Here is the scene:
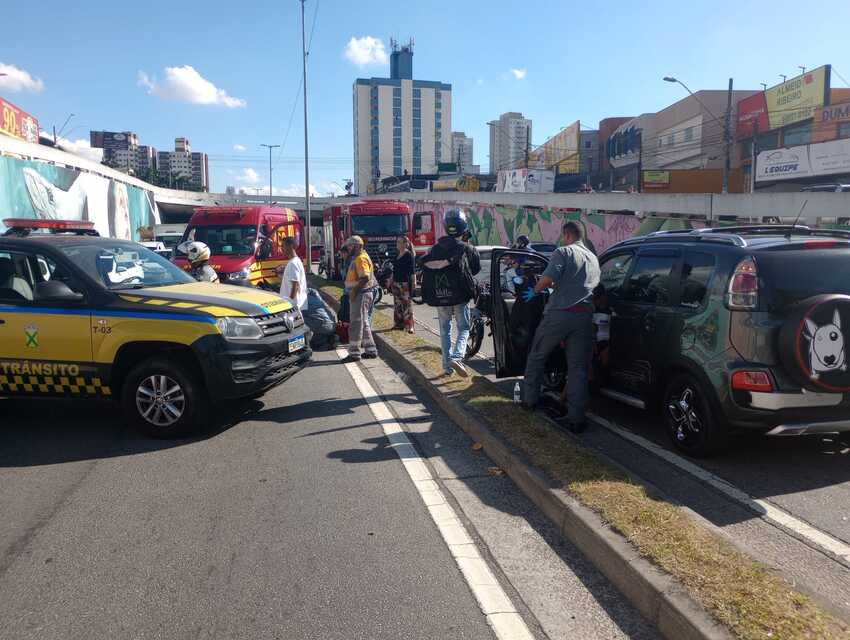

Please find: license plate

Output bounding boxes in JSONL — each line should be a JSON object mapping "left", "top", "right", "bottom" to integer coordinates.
{"left": 288, "top": 335, "right": 305, "bottom": 353}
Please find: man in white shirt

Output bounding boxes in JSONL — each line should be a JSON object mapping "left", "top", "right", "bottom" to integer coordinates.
{"left": 279, "top": 237, "right": 308, "bottom": 311}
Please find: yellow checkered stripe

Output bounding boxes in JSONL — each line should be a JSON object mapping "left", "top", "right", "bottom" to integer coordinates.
{"left": 0, "top": 374, "right": 111, "bottom": 396}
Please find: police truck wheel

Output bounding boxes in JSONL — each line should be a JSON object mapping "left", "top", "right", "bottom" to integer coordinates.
{"left": 122, "top": 357, "right": 208, "bottom": 438}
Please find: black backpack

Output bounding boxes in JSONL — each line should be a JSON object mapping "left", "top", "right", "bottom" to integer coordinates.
{"left": 421, "top": 245, "right": 476, "bottom": 307}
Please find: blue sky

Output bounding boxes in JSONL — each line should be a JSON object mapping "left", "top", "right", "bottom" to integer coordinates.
{"left": 2, "top": 0, "right": 849, "bottom": 194}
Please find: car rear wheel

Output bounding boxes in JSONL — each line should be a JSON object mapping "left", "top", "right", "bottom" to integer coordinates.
{"left": 663, "top": 373, "right": 727, "bottom": 457}
{"left": 122, "top": 357, "right": 208, "bottom": 438}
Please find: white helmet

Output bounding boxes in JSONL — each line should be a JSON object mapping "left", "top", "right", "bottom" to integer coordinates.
{"left": 183, "top": 241, "right": 211, "bottom": 266}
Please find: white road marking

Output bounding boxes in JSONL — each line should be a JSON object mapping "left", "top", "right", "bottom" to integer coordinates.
{"left": 388, "top": 301, "right": 850, "bottom": 564}
{"left": 338, "top": 349, "right": 534, "bottom": 640}
{"left": 588, "top": 411, "right": 850, "bottom": 563}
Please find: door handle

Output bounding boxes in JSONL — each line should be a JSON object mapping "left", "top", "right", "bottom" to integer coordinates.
{"left": 0, "top": 318, "right": 5, "bottom": 325}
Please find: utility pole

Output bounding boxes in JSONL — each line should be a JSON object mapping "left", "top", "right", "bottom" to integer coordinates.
{"left": 525, "top": 123, "right": 531, "bottom": 169}
{"left": 723, "top": 77, "right": 733, "bottom": 194}
{"left": 260, "top": 143, "right": 280, "bottom": 202}
{"left": 750, "top": 120, "right": 759, "bottom": 193}
{"left": 301, "top": 0, "right": 312, "bottom": 269}
{"left": 637, "top": 131, "right": 643, "bottom": 193}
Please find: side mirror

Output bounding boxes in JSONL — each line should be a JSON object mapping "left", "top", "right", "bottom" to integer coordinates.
{"left": 257, "top": 239, "right": 273, "bottom": 260}
{"left": 35, "top": 280, "right": 84, "bottom": 303}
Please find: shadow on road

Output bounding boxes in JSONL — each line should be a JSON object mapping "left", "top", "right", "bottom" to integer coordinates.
{"left": 0, "top": 396, "right": 257, "bottom": 468}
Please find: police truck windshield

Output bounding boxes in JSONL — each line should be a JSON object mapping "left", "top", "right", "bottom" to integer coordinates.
{"left": 351, "top": 215, "right": 409, "bottom": 236}
{"left": 180, "top": 225, "right": 259, "bottom": 256}
{"left": 60, "top": 242, "right": 194, "bottom": 289}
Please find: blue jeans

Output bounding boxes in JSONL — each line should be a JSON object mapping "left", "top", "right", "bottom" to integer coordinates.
{"left": 437, "top": 303, "right": 471, "bottom": 373}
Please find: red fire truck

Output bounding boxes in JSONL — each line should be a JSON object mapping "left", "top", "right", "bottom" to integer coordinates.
{"left": 173, "top": 205, "right": 304, "bottom": 289}
{"left": 321, "top": 200, "right": 435, "bottom": 279}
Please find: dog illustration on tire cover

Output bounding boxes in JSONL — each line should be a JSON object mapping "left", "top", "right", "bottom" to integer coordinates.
{"left": 804, "top": 310, "right": 847, "bottom": 379}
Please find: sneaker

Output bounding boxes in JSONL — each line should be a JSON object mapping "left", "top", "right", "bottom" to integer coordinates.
{"left": 450, "top": 360, "right": 470, "bottom": 378}
{"left": 363, "top": 353, "right": 378, "bottom": 360}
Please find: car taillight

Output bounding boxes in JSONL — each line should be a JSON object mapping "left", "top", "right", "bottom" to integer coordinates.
{"left": 731, "top": 370, "right": 774, "bottom": 393}
{"left": 726, "top": 256, "right": 758, "bottom": 310}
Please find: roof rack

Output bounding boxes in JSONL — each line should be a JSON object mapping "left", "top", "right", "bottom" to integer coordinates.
{"left": 2, "top": 218, "right": 100, "bottom": 237}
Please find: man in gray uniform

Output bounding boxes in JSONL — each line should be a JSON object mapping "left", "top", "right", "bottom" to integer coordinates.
{"left": 521, "top": 221, "right": 600, "bottom": 432}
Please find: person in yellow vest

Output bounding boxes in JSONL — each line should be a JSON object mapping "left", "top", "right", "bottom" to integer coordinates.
{"left": 341, "top": 236, "right": 378, "bottom": 363}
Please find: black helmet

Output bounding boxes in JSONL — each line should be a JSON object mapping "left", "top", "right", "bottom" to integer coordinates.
{"left": 443, "top": 208, "right": 469, "bottom": 238}
{"left": 514, "top": 235, "right": 530, "bottom": 249}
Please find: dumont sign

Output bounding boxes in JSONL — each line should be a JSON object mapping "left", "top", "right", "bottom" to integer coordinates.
{"left": 757, "top": 138, "right": 850, "bottom": 182}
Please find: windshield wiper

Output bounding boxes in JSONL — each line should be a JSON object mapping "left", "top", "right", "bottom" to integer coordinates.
{"left": 107, "top": 283, "right": 148, "bottom": 290}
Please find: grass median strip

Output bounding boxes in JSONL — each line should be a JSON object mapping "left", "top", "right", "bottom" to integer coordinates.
{"left": 312, "top": 277, "right": 849, "bottom": 640}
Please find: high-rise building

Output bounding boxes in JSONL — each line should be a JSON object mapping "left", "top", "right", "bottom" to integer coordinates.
{"left": 157, "top": 137, "right": 209, "bottom": 191}
{"left": 353, "top": 39, "right": 452, "bottom": 194}
{"left": 90, "top": 131, "right": 158, "bottom": 178}
{"left": 488, "top": 112, "right": 531, "bottom": 173}
{"left": 451, "top": 132, "right": 474, "bottom": 173}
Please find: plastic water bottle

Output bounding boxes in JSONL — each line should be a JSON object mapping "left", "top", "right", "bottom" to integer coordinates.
{"left": 513, "top": 382, "right": 522, "bottom": 404}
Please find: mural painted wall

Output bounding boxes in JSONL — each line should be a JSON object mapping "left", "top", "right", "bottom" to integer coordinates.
{"left": 409, "top": 201, "right": 703, "bottom": 255}
{"left": 0, "top": 155, "right": 159, "bottom": 239}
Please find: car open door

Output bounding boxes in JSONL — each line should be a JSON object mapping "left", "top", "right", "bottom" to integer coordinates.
{"left": 490, "top": 249, "right": 550, "bottom": 377}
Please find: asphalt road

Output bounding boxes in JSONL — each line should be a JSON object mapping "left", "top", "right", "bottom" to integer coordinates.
{"left": 0, "top": 350, "right": 658, "bottom": 640}
{"left": 396, "top": 296, "right": 850, "bottom": 616}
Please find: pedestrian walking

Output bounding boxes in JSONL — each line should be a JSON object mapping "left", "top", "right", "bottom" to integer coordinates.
{"left": 341, "top": 236, "right": 378, "bottom": 363}
{"left": 521, "top": 221, "right": 600, "bottom": 432}
{"left": 277, "top": 237, "right": 307, "bottom": 311}
{"left": 420, "top": 209, "right": 480, "bottom": 377}
{"left": 391, "top": 236, "right": 416, "bottom": 333}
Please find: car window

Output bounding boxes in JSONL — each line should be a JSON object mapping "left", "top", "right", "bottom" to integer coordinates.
{"left": 624, "top": 254, "right": 677, "bottom": 304}
{"left": 59, "top": 242, "right": 194, "bottom": 290}
{"left": 599, "top": 253, "right": 633, "bottom": 295}
{"left": 679, "top": 252, "right": 715, "bottom": 308}
{"left": 0, "top": 250, "right": 84, "bottom": 304}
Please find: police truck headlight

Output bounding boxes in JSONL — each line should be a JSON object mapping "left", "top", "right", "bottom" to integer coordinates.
{"left": 216, "top": 317, "right": 264, "bottom": 340}
{"left": 228, "top": 267, "right": 251, "bottom": 281}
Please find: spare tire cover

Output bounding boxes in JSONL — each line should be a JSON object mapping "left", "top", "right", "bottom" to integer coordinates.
{"left": 779, "top": 294, "right": 850, "bottom": 392}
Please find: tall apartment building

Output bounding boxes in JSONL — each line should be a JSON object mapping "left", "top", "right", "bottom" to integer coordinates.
{"left": 488, "top": 112, "right": 532, "bottom": 173}
{"left": 353, "top": 40, "right": 452, "bottom": 194}
{"left": 157, "top": 137, "right": 209, "bottom": 191}
{"left": 451, "top": 132, "right": 475, "bottom": 172}
{"left": 90, "top": 131, "right": 158, "bottom": 178}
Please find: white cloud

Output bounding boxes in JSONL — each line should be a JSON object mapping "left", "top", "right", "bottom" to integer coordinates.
{"left": 40, "top": 131, "right": 103, "bottom": 162}
{"left": 343, "top": 36, "right": 388, "bottom": 67}
{"left": 233, "top": 143, "right": 246, "bottom": 151}
{"left": 510, "top": 68, "right": 527, "bottom": 80}
{"left": 238, "top": 168, "right": 261, "bottom": 184}
{"left": 0, "top": 62, "right": 45, "bottom": 93}
{"left": 137, "top": 66, "right": 246, "bottom": 108}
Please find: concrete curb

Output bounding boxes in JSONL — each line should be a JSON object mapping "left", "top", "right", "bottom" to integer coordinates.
{"left": 317, "top": 286, "right": 731, "bottom": 640}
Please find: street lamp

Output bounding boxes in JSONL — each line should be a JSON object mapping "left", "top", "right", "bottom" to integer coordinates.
{"left": 663, "top": 75, "right": 733, "bottom": 193}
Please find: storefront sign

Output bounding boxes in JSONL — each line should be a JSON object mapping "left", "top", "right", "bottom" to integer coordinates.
{"left": 736, "top": 92, "right": 769, "bottom": 139}
{"left": 0, "top": 97, "right": 39, "bottom": 144}
{"left": 810, "top": 138, "right": 850, "bottom": 176}
{"left": 756, "top": 138, "right": 850, "bottom": 182}
{"left": 765, "top": 65, "right": 830, "bottom": 130}
{"left": 819, "top": 101, "right": 850, "bottom": 125}
{"left": 756, "top": 145, "right": 811, "bottom": 182}
{"left": 642, "top": 170, "right": 671, "bottom": 188}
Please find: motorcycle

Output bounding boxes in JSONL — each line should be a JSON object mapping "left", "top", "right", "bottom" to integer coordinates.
{"left": 464, "top": 282, "right": 491, "bottom": 361}
{"left": 373, "top": 254, "right": 394, "bottom": 307}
